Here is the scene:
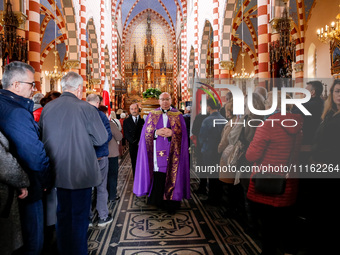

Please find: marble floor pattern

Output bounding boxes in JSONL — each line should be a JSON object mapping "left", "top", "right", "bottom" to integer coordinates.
{"left": 87, "top": 154, "right": 261, "bottom": 255}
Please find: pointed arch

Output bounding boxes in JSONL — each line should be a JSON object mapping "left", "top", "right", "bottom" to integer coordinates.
{"left": 104, "top": 46, "right": 111, "bottom": 84}
{"left": 87, "top": 18, "right": 100, "bottom": 80}
{"left": 199, "top": 20, "right": 213, "bottom": 79}
{"left": 188, "top": 46, "right": 195, "bottom": 85}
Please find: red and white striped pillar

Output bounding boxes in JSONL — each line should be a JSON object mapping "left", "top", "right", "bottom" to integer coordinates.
{"left": 79, "top": 0, "right": 86, "bottom": 100}
{"left": 173, "top": 46, "right": 178, "bottom": 106}
{"left": 213, "top": 0, "right": 220, "bottom": 79}
{"left": 295, "top": 0, "right": 305, "bottom": 87}
{"left": 100, "top": 0, "right": 105, "bottom": 95}
{"left": 111, "top": 0, "right": 118, "bottom": 110}
{"left": 122, "top": 46, "right": 125, "bottom": 84}
{"left": 181, "top": 2, "right": 188, "bottom": 102}
{"left": 257, "top": 0, "right": 270, "bottom": 81}
{"left": 28, "top": 0, "right": 41, "bottom": 91}
{"left": 194, "top": 0, "right": 199, "bottom": 73}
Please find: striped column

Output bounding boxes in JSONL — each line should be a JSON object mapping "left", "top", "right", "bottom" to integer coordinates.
{"left": 295, "top": 0, "right": 305, "bottom": 87}
{"left": 181, "top": 1, "right": 188, "bottom": 102}
{"left": 257, "top": 0, "right": 270, "bottom": 80}
{"left": 173, "top": 46, "right": 178, "bottom": 106}
{"left": 111, "top": 0, "right": 118, "bottom": 110}
{"left": 79, "top": 0, "right": 87, "bottom": 100}
{"left": 213, "top": 0, "right": 220, "bottom": 79}
{"left": 100, "top": 0, "right": 105, "bottom": 95}
{"left": 194, "top": 0, "right": 199, "bottom": 73}
{"left": 220, "top": 0, "right": 237, "bottom": 79}
{"left": 122, "top": 45, "right": 125, "bottom": 83}
{"left": 28, "top": 0, "right": 41, "bottom": 91}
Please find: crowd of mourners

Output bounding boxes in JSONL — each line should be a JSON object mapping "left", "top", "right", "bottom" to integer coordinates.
{"left": 1, "top": 61, "right": 339, "bottom": 255}
{"left": 0, "top": 62, "right": 130, "bottom": 255}
{"left": 192, "top": 80, "right": 340, "bottom": 255}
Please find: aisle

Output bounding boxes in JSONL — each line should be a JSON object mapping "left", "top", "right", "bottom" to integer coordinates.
{"left": 87, "top": 154, "right": 261, "bottom": 255}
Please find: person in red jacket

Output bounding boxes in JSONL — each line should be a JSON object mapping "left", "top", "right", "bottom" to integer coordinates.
{"left": 245, "top": 91, "right": 303, "bottom": 255}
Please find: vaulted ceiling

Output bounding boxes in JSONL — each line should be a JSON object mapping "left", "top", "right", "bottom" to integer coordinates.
{"left": 118, "top": 0, "right": 182, "bottom": 32}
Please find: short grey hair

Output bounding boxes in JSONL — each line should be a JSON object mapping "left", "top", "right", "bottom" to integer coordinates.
{"left": 86, "top": 93, "right": 99, "bottom": 103}
{"left": 61, "top": 72, "right": 83, "bottom": 91}
{"left": 2, "top": 61, "right": 35, "bottom": 89}
{"left": 33, "top": 93, "right": 44, "bottom": 104}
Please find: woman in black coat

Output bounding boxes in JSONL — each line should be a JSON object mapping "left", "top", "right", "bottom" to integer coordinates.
{"left": 308, "top": 79, "right": 340, "bottom": 255}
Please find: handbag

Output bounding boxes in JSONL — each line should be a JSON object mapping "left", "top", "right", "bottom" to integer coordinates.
{"left": 253, "top": 135, "right": 297, "bottom": 195}
{"left": 253, "top": 173, "right": 287, "bottom": 195}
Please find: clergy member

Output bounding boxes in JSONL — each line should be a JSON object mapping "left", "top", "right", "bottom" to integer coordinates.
{"left": 133, "top": 92, "right": 190, "bottom": 214}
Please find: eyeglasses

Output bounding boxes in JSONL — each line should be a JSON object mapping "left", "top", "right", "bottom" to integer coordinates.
{"left": 159, "top": 98, "right": 171, "bottom": 101}
{"left": 18, "top": 81, "right": 36, "bottom": 88}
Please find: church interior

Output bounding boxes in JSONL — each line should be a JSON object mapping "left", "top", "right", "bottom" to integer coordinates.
{"left": 1, "top": 0, "right": 339, "bottom": 254}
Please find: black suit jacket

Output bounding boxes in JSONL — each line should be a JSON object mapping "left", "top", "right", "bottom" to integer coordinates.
{"left": 123, "top": 115, "right": 145, "bottom": 145}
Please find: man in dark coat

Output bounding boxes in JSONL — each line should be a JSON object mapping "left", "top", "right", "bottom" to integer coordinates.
{"left": 0, "top": 61, "right": 50, "bottom": 255}
{"left": 199, "top": 97, "right": 226, "bottom": 205}
{"left": 293, "top": 80, "right": 324, "bottom": 145}
{"left": 39, "top": 72, "right": 107, "bottom": 255}
{"left": 123, "top": 103, "right": 145, "bottom": 177}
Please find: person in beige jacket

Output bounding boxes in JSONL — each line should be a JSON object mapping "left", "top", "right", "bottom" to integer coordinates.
{"left": 98, "top": 106, "right": 123, "bottom": 202}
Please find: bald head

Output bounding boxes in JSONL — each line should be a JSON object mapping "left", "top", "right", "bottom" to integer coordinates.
{"left": 159, "top": 92, "right": 171, "bottom": 110}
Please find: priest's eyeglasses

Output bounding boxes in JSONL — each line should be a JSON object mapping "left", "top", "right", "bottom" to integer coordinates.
{"left": 160, "top": 98, "right": 171, "bottom": 101}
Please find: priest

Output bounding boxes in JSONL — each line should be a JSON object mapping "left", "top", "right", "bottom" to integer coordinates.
{"left": 133, "top": 92, "right": 190, "bottom": 213}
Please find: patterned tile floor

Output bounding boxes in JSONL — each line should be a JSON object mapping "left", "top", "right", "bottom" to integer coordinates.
{"left": 87, "top": 154, "right": 261, "bottom": 255}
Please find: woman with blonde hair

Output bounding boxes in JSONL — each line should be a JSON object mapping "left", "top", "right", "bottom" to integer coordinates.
{"left": 308, "top": 79, "right": 340, "bottom": 255}
{"left": 313, "top": 79, "right": 340, "bottom": 164}
{"left": 110, "top": 111, "right": 122, "bottom": 131}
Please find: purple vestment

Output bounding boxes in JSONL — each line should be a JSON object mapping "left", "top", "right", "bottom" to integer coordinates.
{"left": 133, "top": 108, "right": 190, "bottom": 201}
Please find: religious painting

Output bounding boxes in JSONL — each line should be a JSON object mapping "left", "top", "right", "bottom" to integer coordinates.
{"left": 331, "top": 39, "right": 340, "bottom": 75}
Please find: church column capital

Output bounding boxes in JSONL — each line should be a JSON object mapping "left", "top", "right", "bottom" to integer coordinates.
{"left": 63, "top": 60, "right": 80, "bottom": 71}
{"left": 90, "top": 78, "right": 101, "bottom": 86}
{"left": 220, "top": 61, "right": 234, "bottom": 70}
{"left": 294, "top": 63, "right": 304, "bottom": 73}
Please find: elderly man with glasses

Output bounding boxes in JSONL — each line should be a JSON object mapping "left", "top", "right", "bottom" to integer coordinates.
{"left": 0, "top": 61, "right": 50, "bottom": 254}
{"left": 133, "top": 92, "right": 190, "bottom": 214}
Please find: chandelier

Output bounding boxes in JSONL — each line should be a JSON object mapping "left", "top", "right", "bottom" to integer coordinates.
{"left": 317, "top": 9, "right": 340, "bottom": 43}
{"left": 0, "top": 0, "right": 27, "bottom": 64}
{"left": 233, "top": 1, "right": 254, "bottom": 79}
{"left": 44, "top": 2, "right": 65, "bottom": 80}
{"left": 45, "top": 51, "right": 65, "bottom": 80}
{"left": 269, "top": 0, "right": 296, "bottom": 64}
{"left": 232, "top": 52, "right": 254, "bottom": 78}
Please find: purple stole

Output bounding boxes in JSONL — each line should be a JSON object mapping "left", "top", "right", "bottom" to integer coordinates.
{"left": 155, "top": 118, "right": 170, "bottom": 173}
